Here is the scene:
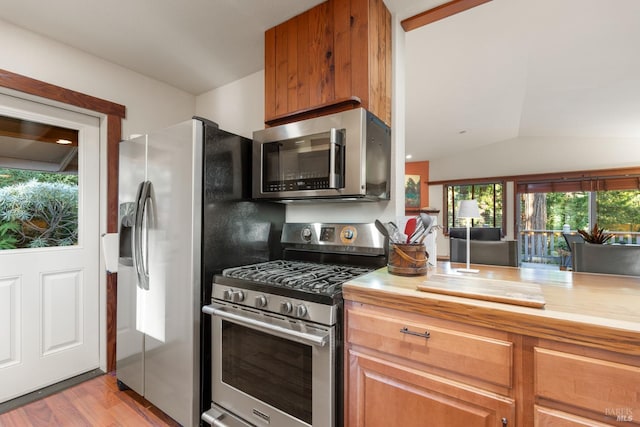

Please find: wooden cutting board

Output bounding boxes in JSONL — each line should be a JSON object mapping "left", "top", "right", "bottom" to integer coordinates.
{"left": 416, "top": 273, "right": 546, "bottom": 308}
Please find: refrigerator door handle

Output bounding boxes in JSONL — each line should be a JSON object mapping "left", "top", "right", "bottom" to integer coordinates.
{"left": 133, "top": 181, "right": 153, "bottom": 290}
{"left": 131, "top": 182, "right": 144, "bottom": 289}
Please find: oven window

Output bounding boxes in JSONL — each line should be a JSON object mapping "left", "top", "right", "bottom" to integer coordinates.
{"left": 222, "top": 321, "right": 313, "bottom": 424}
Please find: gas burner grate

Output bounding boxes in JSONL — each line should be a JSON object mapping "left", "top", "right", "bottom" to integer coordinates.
{"left": 222, "top": 260, "right": 373, "bottom": 295}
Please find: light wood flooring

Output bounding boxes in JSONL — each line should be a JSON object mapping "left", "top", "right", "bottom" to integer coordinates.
{"left": 0, "top": 373, "right": 179, "bottom": 427}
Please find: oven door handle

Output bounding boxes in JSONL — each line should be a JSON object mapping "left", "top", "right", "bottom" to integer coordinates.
{"left": 202, "top": 304, "right": 329, "bottom": 347}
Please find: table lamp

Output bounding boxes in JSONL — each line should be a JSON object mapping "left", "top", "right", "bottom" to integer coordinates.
{"left": 457, "top": 199, "right": 481, "bottom": 273}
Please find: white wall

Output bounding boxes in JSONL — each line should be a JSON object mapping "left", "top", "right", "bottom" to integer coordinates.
{"left": 195, "top": 71, "right": 264, "bottom": 139}
{"left": 0, "top": 19, "right": 196, "bottom": 137}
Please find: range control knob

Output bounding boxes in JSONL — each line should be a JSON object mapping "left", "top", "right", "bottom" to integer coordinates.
{"left": 340, "top": 226, "right": 357, "bottom": 244}
{"left": 222, "top": 289, "right": 233, "bottom": 301}
{"left": 301, "top": 227, "right": 313, "bottom": 242}
{"left": 295, "top": 304, "right": 308, "bottom": 318}
{"left": 255, "top": 295, "right": 267, "bottom": 308}
{"left": 231, "top": 290, "right": 245, "bottom": 303}
{"left": 281, "top": 301, "right": 293, "bottom": 314}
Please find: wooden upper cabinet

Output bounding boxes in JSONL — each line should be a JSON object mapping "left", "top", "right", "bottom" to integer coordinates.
{"left": 264, "top": 0, "right": 391, "bottom": 127}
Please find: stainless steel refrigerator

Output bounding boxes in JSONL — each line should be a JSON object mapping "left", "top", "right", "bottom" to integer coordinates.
{"left": 116, "top": 117, "right": 285, "bottom": 426}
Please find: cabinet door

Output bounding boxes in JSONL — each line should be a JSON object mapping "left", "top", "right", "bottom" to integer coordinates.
{"left": 265, "top": 2, "right": 334, "bottom": 122}
{"left": 264, "top": 0, "right": 391, "bottom": 127}
{"left": 346, "top": 349, "right": 514, "bottom": 427}
{"left": 535, "top": 347, "right": 640, "bottom": 425}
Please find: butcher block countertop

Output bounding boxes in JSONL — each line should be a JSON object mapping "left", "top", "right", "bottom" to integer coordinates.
{"left": 343, "top": 262, "right": 640, "bottom": 355}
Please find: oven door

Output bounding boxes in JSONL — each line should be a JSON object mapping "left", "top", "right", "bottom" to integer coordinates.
{"left": 202, "top": 301, "right": 335, "bottom": 427}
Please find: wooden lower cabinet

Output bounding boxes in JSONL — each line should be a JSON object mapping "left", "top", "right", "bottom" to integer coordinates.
{"left": 344, "top": 300, "right": 640, "bottom": 426}
{"left": 534, "top": 341, "right": 640, "bottom": 426}
{"left": 344, "top": 301, "right": 515, "bottom": 426}
{"left": 347, "top": 349, "right": 514, "bottom": 427}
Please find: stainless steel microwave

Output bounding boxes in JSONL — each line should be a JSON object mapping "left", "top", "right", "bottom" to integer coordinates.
{"left": 252, "top": 108, "right": 391, "bottom": 201}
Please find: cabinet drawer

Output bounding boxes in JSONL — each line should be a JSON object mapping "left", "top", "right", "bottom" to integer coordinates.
{"left": 534, "top": 406, "right": 616, "bottom": 427}
{"left": 346, "top": 306, "right": 513, "bottom": 389}
{"left": 535, "top": 347, "right": 640, "bottom": 424}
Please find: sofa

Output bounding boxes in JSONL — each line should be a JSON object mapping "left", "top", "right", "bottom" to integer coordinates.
{"left": 572, "top": 242, "right": 640, "bottom": 276}
{"left": 448, "top": 227, "right": 502, "bottom": 241}
{"left": 449, "top": 238, "right": 519, "bottom": 267}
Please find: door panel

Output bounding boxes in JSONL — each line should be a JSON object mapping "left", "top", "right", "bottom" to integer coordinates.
{"left": 0, "top": 93, "right": 100, "bottom": 403}
{"left": 0, "top": 276, "right": 20, "bottom": 368}
{"left": 41, "top": 270, "right": 83, "bottom": 355}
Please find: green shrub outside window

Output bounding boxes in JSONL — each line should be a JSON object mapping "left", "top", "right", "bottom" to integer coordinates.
{"left": 0, "top": 168, "right": 78, "bottom": 250}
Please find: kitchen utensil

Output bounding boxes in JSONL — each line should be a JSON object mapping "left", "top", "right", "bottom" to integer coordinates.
{"left": 419, "top": 213, "right": 435, "bottom": 236}
{"left": 404, "top": 217, "right": 417, "bottom": 243}
{"left": 409, "top": 220, "right": 424, "bottom": 242}
{"left": 375, "top": 219, "right": 407, "bottom": 244}
{"left": 407, "top": 213, "right": 434, "bottom": 244}
{"left": 383, "top": 221, "right": 402, "bottom": 243}
{"left": 375, "top": 219, "right": 390, "bottom": 240}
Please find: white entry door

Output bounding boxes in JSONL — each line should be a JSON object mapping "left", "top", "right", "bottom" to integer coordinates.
{"left": 0, "top": 93, "right": 101, "bottom": 403}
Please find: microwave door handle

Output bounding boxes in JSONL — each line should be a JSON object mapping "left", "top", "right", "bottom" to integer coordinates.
{"left": 329, "top": 128, "right": 345, "bottom": 189}
{"left": 202, "top": 304, "right": 329, "bottom": 347}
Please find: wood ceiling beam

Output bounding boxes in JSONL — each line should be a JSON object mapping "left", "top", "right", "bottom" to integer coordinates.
{"left": 401, "top": 0, "right": 492, "bottom": 32}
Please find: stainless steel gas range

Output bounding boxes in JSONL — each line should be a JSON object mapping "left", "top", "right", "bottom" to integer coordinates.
{"left": 201, "top": 223, "right": 386, "bottom": 427}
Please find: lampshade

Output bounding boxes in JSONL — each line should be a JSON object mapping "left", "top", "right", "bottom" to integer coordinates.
{"left": 458, "top": 199, "right": 480, "bottom": 219}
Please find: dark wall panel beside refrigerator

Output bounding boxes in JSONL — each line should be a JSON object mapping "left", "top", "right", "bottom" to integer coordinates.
{"left": 199, "top": 122, "right": 285, "bottom": 422}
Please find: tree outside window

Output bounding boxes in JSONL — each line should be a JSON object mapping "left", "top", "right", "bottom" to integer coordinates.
{"left": 520, "top": 190, "right": 640, "bottom": 235}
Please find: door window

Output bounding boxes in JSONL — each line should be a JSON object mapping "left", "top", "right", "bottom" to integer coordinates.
{"left": 0, "top": 115, "right": 78, "bottom": 250}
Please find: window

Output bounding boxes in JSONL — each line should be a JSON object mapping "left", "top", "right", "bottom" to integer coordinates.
{"left": 596, "top": 190, "right": 640, "bottom": 235}
{"left": 517, "top": 174, "right": 640, "bottom": 266}
{"left": 445, "top": 182, "right": 504, "bottom": 232}
{"left": 517, "top": 175, "right": 640, "bottom": 235}
{"left": 521, "top": 191, "right": 589, "bottom": 232}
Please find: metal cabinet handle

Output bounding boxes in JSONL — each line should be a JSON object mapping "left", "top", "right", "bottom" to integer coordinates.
{"left": 400, "top": 327, "right": 430, "bottom": 339}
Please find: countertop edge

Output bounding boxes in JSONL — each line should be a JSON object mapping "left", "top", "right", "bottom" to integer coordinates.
{"left": 343, "top": 281, "right": 640, "bottom": 356}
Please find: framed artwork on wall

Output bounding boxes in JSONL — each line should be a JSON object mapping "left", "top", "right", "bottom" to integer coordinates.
{"left": 405, "top": 174, "right": 421, "bottom": 209}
